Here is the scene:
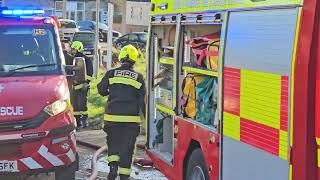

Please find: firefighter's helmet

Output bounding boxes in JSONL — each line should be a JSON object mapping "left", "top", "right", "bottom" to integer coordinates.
{"left": 71, "top": 41, "right": 84, "bottom": 52}
{"left": 119, "top": 44, "right": 139, "bottom": 63}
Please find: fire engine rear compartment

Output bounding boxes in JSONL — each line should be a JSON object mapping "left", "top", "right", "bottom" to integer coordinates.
{"left": 148, "top": 20, "right": 222, "bottom": 163}
{"left": 148, "top": 24, "right": 176, "bottom": 163}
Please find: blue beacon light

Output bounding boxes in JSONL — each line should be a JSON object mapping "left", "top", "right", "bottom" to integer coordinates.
{"left": 1, "top": 9, "right": 45, "bottom": 16}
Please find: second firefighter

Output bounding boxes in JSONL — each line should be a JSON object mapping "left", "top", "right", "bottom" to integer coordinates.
{"left": 70, "top": 41, "right": 94, "bottom": 128}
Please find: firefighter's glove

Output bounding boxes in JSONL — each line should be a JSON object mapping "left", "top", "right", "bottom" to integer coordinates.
{"left": 82, "top": 83, "right": 90, "bottom": 92}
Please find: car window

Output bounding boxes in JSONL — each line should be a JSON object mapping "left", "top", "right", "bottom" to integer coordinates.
{"left": 73, "top": 33, "right": 95, "bottom": 43}
{"left": 129, "top": 34, "right": 139, "bottom": 41}
{"left": 77, "top": 21, "right": 94, "bottom": 31}
{"left": 113, "top": 32, "right": 120, "bottom": 37}
{"left": 99, "top": 23, "right": 108, "bottom": 31}
{"left": 60, "top": 21, "right": 77, "bottom": 28}
{"left": 138, "top": 34, "right": 147, "bottom": 42}
{"left": 92, "top": 22, "right": 108, "bottom": 31}
{"left": 120, "top": 35, "right": 129, "bottom": 40}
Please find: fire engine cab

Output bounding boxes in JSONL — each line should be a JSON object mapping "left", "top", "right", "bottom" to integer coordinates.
{"left": 146, "top": 0, "right": 320, "bottom": 179}
{"left": 0, "top": 8, "right": 82, "bottom": 179}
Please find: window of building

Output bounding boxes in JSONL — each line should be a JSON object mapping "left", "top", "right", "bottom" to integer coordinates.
{"left": 77, "top": 11, "right": 84, "bottom": 21}
{"left": 91, "top": 10, "right": 103, "bottom": 22}
{"left": 76, "top": 2, "right": 85, "bottom": 20}
{"left": 92, "top": 11, "right": 96, "bottom": 21}
{"left": 55, "top": 1, "right": 85, "bottom": 21}
{"left": 77, "top": 2, "right": 85, "bottom": 11}
{"left": 55, "top": 1, "right": 63, "bottom": 11}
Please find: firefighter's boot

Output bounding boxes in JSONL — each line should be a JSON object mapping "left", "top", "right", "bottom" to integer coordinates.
{"left": 81, "top": 115, "right": 89, "bottom": 128}
{"left": 75, "top": 116, "right": 82, "bottom": 130}
{"left": 107, "top": 162, "right": 118, "bottom": 180}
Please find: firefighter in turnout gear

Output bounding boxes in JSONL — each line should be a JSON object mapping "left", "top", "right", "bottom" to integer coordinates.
{"left": 70, "top": 41, "right": 94, "bottom": 128}
{"left": 97, "top": 45, "right": 145, "bottom": 180}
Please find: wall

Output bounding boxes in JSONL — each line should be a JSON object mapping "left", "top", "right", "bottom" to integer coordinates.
{"left": 126, "top": 1, "right": 151, "bottom": 26}
{"left": 126, "top": 25, "right": 148, "bottom": 33}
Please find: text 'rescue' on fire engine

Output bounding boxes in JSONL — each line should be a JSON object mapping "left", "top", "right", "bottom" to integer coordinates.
{"left": 146, "top": 0, "right": 320, "bottom": 180}
{"left": 0, "top": 7, "right": 87, "bottom": 180}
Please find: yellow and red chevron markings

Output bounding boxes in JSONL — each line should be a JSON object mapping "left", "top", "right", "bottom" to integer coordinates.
{"left": 223, "top": 67, "right": 289, "bottom": 160}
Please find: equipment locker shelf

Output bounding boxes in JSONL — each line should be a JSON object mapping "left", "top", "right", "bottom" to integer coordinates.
{"left": 159, "top": 57, "right": 174, "bottom": 65}
{"left": 182, "top": 66, "right": 218, "bottom": 77}
{"left": 156, "top": 104, "right": 175, "bottom": 116}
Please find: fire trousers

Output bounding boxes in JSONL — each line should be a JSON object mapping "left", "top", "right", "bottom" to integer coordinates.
{"left": 72, "top": 87, "right": 89, "bottom": 127}
{"left": 104, "top": 122, "right": 140, "bottom": 178}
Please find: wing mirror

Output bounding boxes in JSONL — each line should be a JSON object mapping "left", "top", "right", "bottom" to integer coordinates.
{"left": 73, "top": 57, "right": 87, "bottom": 83}
{"left": 64, "top": 57, "right": 87, "bottom": 82}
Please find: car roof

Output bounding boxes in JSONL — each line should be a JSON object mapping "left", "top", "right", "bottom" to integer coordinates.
{"left": 131, "top": 32, "right": 147, "bottom": 34}
{"left": 59, "top": 19, "right": 76, "bottom": 22}
{"left": 75, "top": 31, "right": 94, "bottom": 34}
{"left": 77, "top": 20, "right": 93, "bottom": 23}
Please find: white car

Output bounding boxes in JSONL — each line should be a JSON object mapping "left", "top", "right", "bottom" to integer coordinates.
{"left": 58, "top": 19, "right": 79, "bottom": 42}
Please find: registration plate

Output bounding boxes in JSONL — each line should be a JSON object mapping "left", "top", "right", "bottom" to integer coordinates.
{"left": 0, "top": 161, "right": 18, "bottom": 172}
{"left": 83, "top": 51, "right": 92, "bottom": 55}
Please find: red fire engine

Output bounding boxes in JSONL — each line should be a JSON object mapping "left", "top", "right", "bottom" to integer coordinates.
{"left": 0, "top": 8, "right": 82, "bottom": 179}
{"left": 146, "top": 0, "right": 320, "bottom": 179}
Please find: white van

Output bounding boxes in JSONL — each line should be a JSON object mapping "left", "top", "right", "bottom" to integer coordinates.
{"left": 58, "top": 19, "right": 79, "bottom": 42}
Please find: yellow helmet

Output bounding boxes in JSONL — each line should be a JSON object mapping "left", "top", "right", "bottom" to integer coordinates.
{"left": 119, "top": 44, "right": 139, "bottom": 63}
{"left": 71, "top": 41, "right": 84, "bottom": 52}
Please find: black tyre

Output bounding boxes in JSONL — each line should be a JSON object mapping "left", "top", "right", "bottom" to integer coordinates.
{"left": 55, "top": 163, "right": 76, "bottom": 180}
{"left": 186, "top": 149, "right": 209, "bottom": 180}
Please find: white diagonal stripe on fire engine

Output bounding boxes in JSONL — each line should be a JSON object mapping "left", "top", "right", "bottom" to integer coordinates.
{"left": 38, "top": 145, "right": 64, "bottom": 166}
{"left": 66, "top": 149, "right": 76, "bottom": 162}
{"left": 0, "top": 134, "right": 22, "bottom": 140}
{"left": 20, "top": 157, "right": 43, "bottom": 169}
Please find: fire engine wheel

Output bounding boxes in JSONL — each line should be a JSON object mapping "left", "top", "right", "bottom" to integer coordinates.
{"left": 186, "top": 149, "right": 209, "bottom": 180}
{"left": 55, "top": 163, "right": 76, "bottom": 180}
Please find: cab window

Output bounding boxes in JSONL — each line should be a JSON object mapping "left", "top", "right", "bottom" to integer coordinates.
{"left": 0, "top": 26, "right": 60, "bottom": 76}
{"left": 129, "top": 34, "right": 139, "bottom": 41}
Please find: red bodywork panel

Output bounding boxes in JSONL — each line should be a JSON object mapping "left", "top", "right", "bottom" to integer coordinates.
{"left": 0, "top": 17, "right": 52, "bottom": 26}
{"left": 0, "top": 112, "right": 76, "bottom": 173}
{"left": 0, "top": 76, "right": 65, "bottom": 121}
{"left": 147, "top": 117, "right": 219, "bottom": 180}
{"left": 314, "top": 0, "right": 320, "bottom": 178}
